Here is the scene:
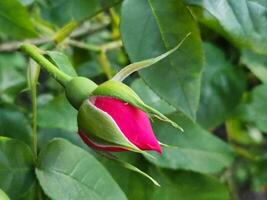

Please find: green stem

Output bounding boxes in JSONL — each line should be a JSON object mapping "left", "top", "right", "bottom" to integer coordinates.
{"left": 68, "top": 39, "right": 101, "bottom": 52}
{"left": 53, "top": 21, "right": 78, "bottom": 44}
{"left": 21, "top": 44, "right": 72, "bottom": 86}
{"left": 28, "top": 61, "right": 40, "bottom": 160}
{"left": 97, "top": 50, "right": 113, "bottom": 79}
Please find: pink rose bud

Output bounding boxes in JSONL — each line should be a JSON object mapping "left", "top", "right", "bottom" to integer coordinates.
{"left": 79, "top": 96, "right": 162, "bottom": 153}
{"left": 77, "top": 80, "right": 183, "bottom": 154}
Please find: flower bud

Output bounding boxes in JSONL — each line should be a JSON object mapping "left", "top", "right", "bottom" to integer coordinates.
{"left": 92, "top": 80, "right": 183, "bottom": 130}
{"left": 77, "top": 80, "right": 183, "bottom": 154}
{"left": 78, "top": 96, "right": 162, "bottom": 153}
{"left": 64, "top": 77, "right": 97, "bottom": 109}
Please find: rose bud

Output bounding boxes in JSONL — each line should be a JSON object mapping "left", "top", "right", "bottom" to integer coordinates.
{"left": 77, "top": 80, "right": 183, "bottom": 154}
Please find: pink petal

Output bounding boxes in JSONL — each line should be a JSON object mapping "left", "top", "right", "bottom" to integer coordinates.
{"left": 79, "top": 131, "right": 127, "bottom": 152}
{"left": 89, "top": 96, "right": 162, "bottom": 153}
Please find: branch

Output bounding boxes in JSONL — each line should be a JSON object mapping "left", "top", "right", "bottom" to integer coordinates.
{"left": 0, "top": 21, "right": 110, "bottom": 52}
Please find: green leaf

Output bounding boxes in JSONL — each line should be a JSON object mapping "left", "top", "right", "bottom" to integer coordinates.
{"left": 241, "top": 50, "right": 267, "bottom": 83}
{"left": 238, "top": 84, "right": 267, "bottom": 132}
{"left": 113, "top": 33, "right": 191, "bottom": 81}
{"left": 121, "top": 0, "right": 204, "bottom": 119}
{"left": 131, "top": 79, "right": 175, "bottom": 115}
{"left": 0, "top": 0, "right": 36, "bottom": 39}
{"left": 148, "top": 112, "right": 234, "bottom": 173}
{"left": 102, "top": 152, "right": 230, "bottom": 200}
{"left": 46, "top": 51, "right": 78, "bottom": 77}
{"left": 0, "top": 53, "right": 27, "bottom": 103}
{"left": 0, "top": 108, "right": 32, "bottom": 147}
{"left": 149, "top": 169, "right": 230, "bottom": 200}
{"left": 36, "top": 138, "right": 127, "bottom": 200}
{"left": 37, "top": 128, "right": 86, "bottom": 151}
{"left": 251, "top": 159, "right": 267, "bottom": 189}
{"left": 0, "top": 137, "right": 35, "bottom": 199}
{"left": 186, "top": 0, "right": 267, "bottom": 54}
{"left": 196, "top": 43, "right": 246, "bottom": 129}
{"left": 39, "top": 0, "right": 119, "bottom": 26}
{"left": 77, "top": 60, "right": 103, "bottom": 78}
{"left": 132, "top": 80, "right": 234, "bottom": 173}
{"left": 37, "top": 94, "right": 77, "bottom": 132}
{"left": 98, "top": 152, "right": 160, "bottom": 186}
{"left": 0, "top": 189, "right": 10, "bottom": 200}
{"left": 17, "top": 182, "right": 38, "bottom": 200}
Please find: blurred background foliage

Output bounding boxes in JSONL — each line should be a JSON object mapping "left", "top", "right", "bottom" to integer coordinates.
{"left": 0, "top": 0, "right": 267, "bottom": 199}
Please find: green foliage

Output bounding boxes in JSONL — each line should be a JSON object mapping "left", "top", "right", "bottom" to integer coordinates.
{"left": 121, "top": 0, "right": 204, "bottom": 119}
{"left": 149, "top": 169, "right": 230, "bottom": 200}
{"left": 0, "top": 0, "right": 36, "bottom": 39}
{"left": 0, "top": 53, "right": 27, "bottom": 103}
{"left": 39, "top": 0, "right": 119, "bottom": 26}
{"left": 238, "top": 84, "right": 267, "bottom": 132}
{"left": 0, "top": 137, "right": 35, "bottom": 199}
{"left": 197, "top": 43, "right": 246, "bottom": 129}
{"left": 186, "top": 0, "right": 267, "bottom": 54}
{"left": 0, "top": 0, "right": 267, "bottom": 199}
{"left": 132, "top": 80, "right": 234, "bottom": 173}
{"left": 46, "top": 51, "right": 78, "bottom": 77}
{"left": 37, "top": 94, "right": 77, "bottom": 132}
{"left": 0, "top": 109, "right": 32, "bottom": 146}
{"left": 241, "top": 50, "right": 267, "bottom": 83}
{"left": 36, "top": 139, "right": 127, "bottom": 200}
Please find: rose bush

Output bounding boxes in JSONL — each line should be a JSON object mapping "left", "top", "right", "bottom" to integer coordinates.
{"left": 0, "top": 0, "right": 267, "bottom": 200}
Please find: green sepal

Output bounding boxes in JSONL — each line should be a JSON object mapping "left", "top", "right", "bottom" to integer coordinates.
{"left": 92, "top": 80, "right": 183, "bottom": 131}
{"left": 97, "top": 151, "right": 160, "bottom": 186}
{"left": 77, "top": 99, "right": 143, "bottom": 153}
{"left": 65, "top": 76, "right": 98, "bottom": 109}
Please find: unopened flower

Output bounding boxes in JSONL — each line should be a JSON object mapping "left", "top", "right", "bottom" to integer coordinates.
{"left": 77, "top": 80, "right": 182, "bottom": 154}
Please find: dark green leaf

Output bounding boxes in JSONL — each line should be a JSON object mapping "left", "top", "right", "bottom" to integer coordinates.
{"left": 251, "top": 160, "right": 267, "bottom": 189}
{"left": 197, "top": 43, "right": 246, "bottom": 129}
{"left": 17, "top": 182, "right": 38, "bottom": 200}
{"left": 186, "top": 0, "right": 267, "bottom": 54}
{"left": 148, "top": 112, "right": 234, "bottom": 173}
{"left": 39, "top": 0, "right": 119, "bottom": 26}
{"left": 46, "top": 51, "right": 77, "bottom": 77}
{"left": 0, "top": 108, "right": 32, "bottom": 146}
{"left": 77, "top": 60, "right": 103, "bottom": 78}
{"left": 36, "top": 138, "right": 127, "bottom": 200}
{"left": 121, "top": 0, "right": 204, "bottom": 119}
{"left": 238, "top": 84, "right": 267, "bottom": 132}
{"left": 0, "top": 137, "right": 35, "bottom": 199}
{"left": 0, "top": 0, "right": 37, "bottom": 39}
{"left": 149, "top": 169, "right": 230, "bottom": 200}
{"left": 132, "top": 80, "right": 234, "bottom": 173}
{"left": 104, "top": 157, "right": 230, "bottom": 200}
{"left": 241, "top": 50, "right": 267, "bottom": 83}
{"left": 37, "top": 128, "right": 87, "bottom": 151}
{"left": 131, "top": 79, "right": 175, "bottom": 115}
{"left": 0, "top": 53, "right": 27, "bottom": 103}
{"left": 37, "top": 94, "right": 77, "bottom": 132}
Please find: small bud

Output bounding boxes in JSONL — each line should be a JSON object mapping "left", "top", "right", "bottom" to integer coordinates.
{"left": 92, "top": 80, "right": 183, "bottom": 131}
{"left": 77, "top": 80, "right": 183, "bottom": 154}
{"left": 78, "top": 96, "right": 157, "bottom": 153}
{"left": 64, "top": 77, "right": 98, "bottom": 109}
